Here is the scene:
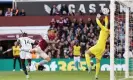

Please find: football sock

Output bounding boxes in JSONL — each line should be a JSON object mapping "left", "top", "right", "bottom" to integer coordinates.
{"left": 22, "top": 63, "right": 28, "bottom": 75}
{"left": 85, "top": 53, "right": 91, "bottom": 70}
{"left": 28, "top": 59, "right": 31, "bottom": 66}
{"left": 96, "top": 62, "right": 100, "bottom": 77}
{"left": 21, "top": 59, "right": 28, "bottom": 75}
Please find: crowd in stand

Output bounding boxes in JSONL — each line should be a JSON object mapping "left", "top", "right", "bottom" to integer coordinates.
{"left": 0, "top": 4, "right": 133, "bottom": 59}
{"left": 46, "top": 14, "right": 133, "bottom": 59}
{"left": 0, "top": 8, "right": 26, "bottom": 16}
{"left": 46, "top": 16, "right": 111, "bottom": 58}
{"left": 0, "top": 13, "right": 133, "bottom": 59}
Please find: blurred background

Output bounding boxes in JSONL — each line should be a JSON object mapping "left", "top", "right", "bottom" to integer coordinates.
{"left": 0, "top": 0, "right": 133, "bottom": 72}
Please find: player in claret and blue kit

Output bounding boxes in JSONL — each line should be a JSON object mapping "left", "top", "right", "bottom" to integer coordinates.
{"left": 30, "top": 34, "right": 59, "bottom": 70}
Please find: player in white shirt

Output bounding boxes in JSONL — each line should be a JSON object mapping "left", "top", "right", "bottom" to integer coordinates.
{"left": 17, "top": 32, "right": 36, "bottom": 79}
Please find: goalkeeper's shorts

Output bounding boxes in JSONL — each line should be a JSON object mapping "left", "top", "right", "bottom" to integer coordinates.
{"left": 89, "top": 45, "right": 105, "bottom": 60}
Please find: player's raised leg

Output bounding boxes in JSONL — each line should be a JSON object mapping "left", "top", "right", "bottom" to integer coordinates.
{"left": 35, "top": 55, "right": 51, "bottom": 70}
{"left": 30, "top": 46, "right": 51, "bottom": 70}
{"left": 38, "top": 51, "right": 51, "bottom": 65}
{"left": 39, "top": 56, "right": 51, "bottom": 65}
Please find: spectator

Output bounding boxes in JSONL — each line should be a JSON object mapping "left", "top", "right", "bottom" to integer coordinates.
{"left": 19, "top": 9, "right": 26, "bottom": 16}
{"left": 72, "top": 18, "right": 78, "bottom": 27}
{"left": 50, "top": 5, "right": 59, "bottom": 16}
{"left": 63, "top": 40, "right": 70, "bottom": 58}
{"left": 69, "top": 10, "right": 75, "bottom": 16}
{"left": 50, "top": 18, "right": 58, "bottom": 29}
{"left": 58, "top": 16, "right": 64, "bottom": 28}
{"left": 78, "top": 10, "right": 85, "bottom": 15}
{"left": 5, "top": 8, "right": 12, "bottom": 17}
{"left": 64, "top": 17, "right": 71, "bottom": 28}
{"left": 11, "top": 7, "right": 19, "bottom": 16}
{"left": 103, "top": 44, "right": 110, "bottom": 58}
{"left": 0, "top": 10, "right": 3, "bottom": 16}
{"left": 87, "top": 18, "right": 94, "bottom": 27}
{"left": 78, "top": 18, "right": 85, "bottom": 29}
{"left": 80, "top": 33, "right": 87, "bottom": 55}
{"left": 0, "top": 45, "right": 3, "bottom": 58}
{"left": 60, "top": 4, "right": 69, "bottom": 15}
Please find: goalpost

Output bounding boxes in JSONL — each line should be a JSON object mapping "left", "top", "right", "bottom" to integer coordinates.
{"left": 110, "top": 0, "right": 133, "bottom": 80}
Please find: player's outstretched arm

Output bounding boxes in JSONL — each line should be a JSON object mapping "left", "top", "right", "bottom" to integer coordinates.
{"left": 96, "top": 14, "right": 104, "bottom": 30}
{"left": 3, "top": 48, "right": 12, "bottom": 54}
{"left": 105, "top": 16, "right": 108, "bottom": 27}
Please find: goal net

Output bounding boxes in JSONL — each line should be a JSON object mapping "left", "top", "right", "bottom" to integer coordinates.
{"left": 110, "top": 0, "right": 133, "bottom": 80}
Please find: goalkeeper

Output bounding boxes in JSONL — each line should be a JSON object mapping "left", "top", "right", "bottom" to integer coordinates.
{"left": 85, "top": 13, "right": 110, "bottom": 79}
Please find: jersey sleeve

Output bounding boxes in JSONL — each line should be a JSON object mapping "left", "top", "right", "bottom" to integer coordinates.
{"left": 105, "top": 16, "right": 108, "bottom": 27}
{"left": 28, "top": 38, "right": 35, "bottom": 44}
{"left": 96, "top": 17, "right": 108, "bottom": 31}
{"left": 96, "top": 18, "right": 105, "bottom": 30}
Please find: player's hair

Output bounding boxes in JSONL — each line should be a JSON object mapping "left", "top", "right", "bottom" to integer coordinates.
{"left": 22, "top": 32, "right": 28, "bottom": 37}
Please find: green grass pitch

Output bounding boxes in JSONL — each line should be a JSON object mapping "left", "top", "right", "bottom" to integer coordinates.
{"left": 0, "top": 71, "right": 132, "bottom": 80}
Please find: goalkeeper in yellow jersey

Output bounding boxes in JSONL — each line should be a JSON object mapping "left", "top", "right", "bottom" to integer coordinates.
{"left": 85, "top": 13, "right": 110, "bottom": 80}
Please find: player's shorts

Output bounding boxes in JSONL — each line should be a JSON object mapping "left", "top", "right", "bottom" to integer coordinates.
{"left": 89, "top": 45, "right": 105, "bottom": 60}
{"left": 74, "top": 56, "right": 80, "bottom": 62}
{"left": 33, "top": 45, "right": 49, "bottom": 59}
{"left": 20, "top": 51, "right": 32, "bottom": 59}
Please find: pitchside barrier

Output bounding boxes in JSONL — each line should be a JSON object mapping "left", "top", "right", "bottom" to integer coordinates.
{"left": 0, "top": 58, "right": 130, "bottom": 71}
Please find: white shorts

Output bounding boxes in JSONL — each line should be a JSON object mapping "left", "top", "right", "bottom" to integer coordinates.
{"left": 74, "top": 56, "right": 80, "bottom": 62}
{"left": 20, "top": 51, "right": 32, "bottom": 59}
{"left": 33, "top": 45, "right": 49, "bottom": 59}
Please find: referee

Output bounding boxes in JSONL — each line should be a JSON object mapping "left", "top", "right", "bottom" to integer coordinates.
{"left": 3, "top": 41, "right": 22, "bottom": 71}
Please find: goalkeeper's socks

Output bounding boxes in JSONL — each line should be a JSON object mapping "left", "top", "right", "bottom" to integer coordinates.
{"left": 95, "top": 75, "right": 98, "bottom": 80}
{"left": 26, "top": 75, "right": 29, "bottom": 79}
{"left": 88, "top": 67, "right": 91, "bottom": 73}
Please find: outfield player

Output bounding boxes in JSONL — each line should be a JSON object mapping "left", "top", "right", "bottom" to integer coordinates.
{"left": 73, "top": 41, "right": 81, "bottom": 70}
{"left": 85, "top": 14, "right": 110, "bottom": 79}
{"left": 30, "top": 34, "right": 59, "bottom": 69}
{"left": 17, "top": 33, "right": 35, "bottom": 78}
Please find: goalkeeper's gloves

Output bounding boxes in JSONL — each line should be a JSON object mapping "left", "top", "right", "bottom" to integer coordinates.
{"left": 96, "top": 13, "right": 101, "bottom": 19}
